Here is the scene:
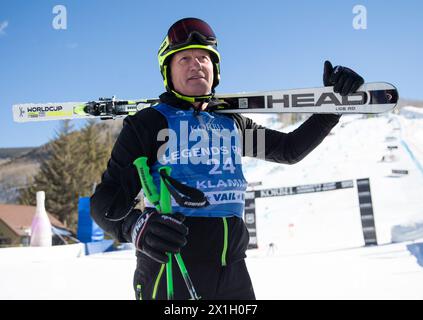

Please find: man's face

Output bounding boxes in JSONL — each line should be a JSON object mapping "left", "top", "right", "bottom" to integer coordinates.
{"left": 169, "top": 49, "right": 214, "bottom": 96}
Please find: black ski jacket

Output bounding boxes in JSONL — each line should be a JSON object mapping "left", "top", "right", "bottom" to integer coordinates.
{"left": 90, "top": 92, "right": 340, "bottom": 265}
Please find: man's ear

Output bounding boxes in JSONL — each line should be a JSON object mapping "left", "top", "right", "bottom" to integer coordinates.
{"left": 165, "top": 63, "right": 174, "bottom": 91}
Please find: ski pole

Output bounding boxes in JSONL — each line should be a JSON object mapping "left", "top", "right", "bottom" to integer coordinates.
{"left": 133, "top": 157, "right": 200, "bottom": 300}
{"left": 159, "top": 167, "right": 200, "bottom": 300}
{"left": 159, "top": 166, "right": 174, "bottom": 300}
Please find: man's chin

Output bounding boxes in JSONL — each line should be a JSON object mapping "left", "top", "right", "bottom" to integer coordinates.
{"left": 181, "top": 87, "right": 212, "bottom": 97}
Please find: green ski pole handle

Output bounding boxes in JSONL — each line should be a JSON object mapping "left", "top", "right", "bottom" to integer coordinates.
{"left": 133, "top": 157, "right": 161, "bottom": 211}
{"left": 159, "top": 166, "right": 174, "bottom": 300}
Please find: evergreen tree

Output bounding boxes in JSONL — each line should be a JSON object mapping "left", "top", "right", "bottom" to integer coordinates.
{"left": 18, "top": 120, "right": 114, "bottom": 232}
{"left": 18, "top": 120, "right": 80, "bottom": 229}
{"left": 74, "top": 119, "right": 112, "bottom": 196}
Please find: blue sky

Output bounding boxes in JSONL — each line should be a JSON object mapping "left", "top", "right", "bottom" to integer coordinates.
{"left": 0, "top": 0, "right": 422, "bottom": 148}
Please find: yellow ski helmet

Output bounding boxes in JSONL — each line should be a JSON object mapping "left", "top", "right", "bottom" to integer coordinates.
{"left": 158, "top": 18, "right": 221, "bottom": 102}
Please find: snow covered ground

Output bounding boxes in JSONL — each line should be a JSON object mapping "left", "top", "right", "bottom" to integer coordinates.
{"left": 1, "top": 110, "right": 422, "bottom": 300}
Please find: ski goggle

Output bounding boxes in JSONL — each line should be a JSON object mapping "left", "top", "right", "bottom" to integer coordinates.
{"left": 166, "top": 18, "right": 217, "bottom": 49}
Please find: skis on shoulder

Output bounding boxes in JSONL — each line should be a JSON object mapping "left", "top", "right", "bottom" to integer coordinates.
{"left": 12, "top": 82, "right": 398, "bottom": 123}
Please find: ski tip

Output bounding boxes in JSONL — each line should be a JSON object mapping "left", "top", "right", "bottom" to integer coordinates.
{"left": 382, "top": 82, "right": 399, "bottom": 103}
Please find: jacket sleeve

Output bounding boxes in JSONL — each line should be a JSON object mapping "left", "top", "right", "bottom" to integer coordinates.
{"left": 90, "top": 109, "right": 166, "bottom": 242}
{"left": 235, "top": 114, "right": 341, "bottom": 164}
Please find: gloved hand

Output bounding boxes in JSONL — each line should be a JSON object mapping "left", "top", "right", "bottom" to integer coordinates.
{"left": 323, "top": 60, "right": 364, "bottom": 96}
{"left": 131, "top": 208, "right": 188, "bottom": 264}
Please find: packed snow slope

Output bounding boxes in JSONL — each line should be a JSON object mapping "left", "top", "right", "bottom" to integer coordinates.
{"left": 0, "top": 109, "right": 422, "bottom": 299}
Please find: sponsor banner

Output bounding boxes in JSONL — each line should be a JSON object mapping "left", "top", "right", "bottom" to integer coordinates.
{"left": 257, "top": 180, "right": 354, "bottom": 198}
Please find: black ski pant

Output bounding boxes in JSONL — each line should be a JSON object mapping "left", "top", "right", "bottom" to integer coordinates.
{"left": 133, "top": 254, "right": 255, "bottom": 300}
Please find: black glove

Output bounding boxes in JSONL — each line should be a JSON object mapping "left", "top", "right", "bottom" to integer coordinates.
{"left": 131, "top": 208, "right": 188, "bottom": 264}
{"left": 323, "top": 60, "right": 364, "bottom": 96}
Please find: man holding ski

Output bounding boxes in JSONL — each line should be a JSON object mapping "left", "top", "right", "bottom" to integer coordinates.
{"left": 90, "top": 17, "right": 364, "bottom": 300}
